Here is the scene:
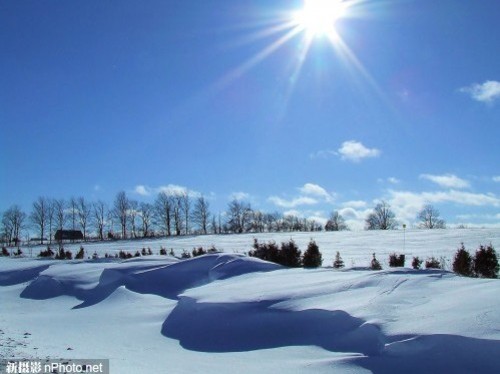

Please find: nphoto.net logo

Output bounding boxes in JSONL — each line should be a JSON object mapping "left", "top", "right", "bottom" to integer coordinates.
{"left": 1, "top": 359, "right": 109, "bottom": 374}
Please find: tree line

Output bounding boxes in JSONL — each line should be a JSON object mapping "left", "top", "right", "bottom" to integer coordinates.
{"left": 1, "top": 191, "right": 446, "bottom": 246}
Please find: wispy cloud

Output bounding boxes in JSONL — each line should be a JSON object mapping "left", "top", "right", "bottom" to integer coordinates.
{"left": 338, "top": 140, "right": 381, "bottom": 162}
{"left": 309, "top": 149, "right": 338, "bottom": 159}
{"left": 268, "top": 196, "right": 318, "bottom": 208}
{"left": 299, "top": 183, "right": 335, "bottom": 202}
{"left": 134, "top": 185, "right": 150, "bottom": 196}
{"left": 420, "top": 173, "right": 470, "bottom": 189}
{"left": 229, "top": 192, "right": 251, "bottom": 201}
{"left": 269, "top": 183, "right": 335, "bottom": 209}
{"left": 460, "top": 80, "right": 500, "bottom": 103}
{"left": 133, "top": 184, "right": 200, "bottom": 197}
{"left": 493, "top": 176, "right": 500, "bottom": 183}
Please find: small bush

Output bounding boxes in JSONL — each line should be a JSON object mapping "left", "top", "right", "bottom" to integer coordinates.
{"left": 473, "top": 244, "right": 499, "bottom": 279}
{"left": 280, "top": 240, "right": 302, "bottom": 268}
{"left": 181, "top": 250, "right": 191, "bottom": 259}
{"left": 425, "top": 257, "right": 441, "bottom": 269}
{"left": 412, "top": 256, "right": 422, "bottom": 270}
{"left": 39, "top": 246, "right": 55, "bottom": 258}
{"left": 169, "top": 248, "right": 176, "bottom": 257}
{"left": 207, "top": 245, "right": 219, "bottom": 254}
{"left": 370, "top": 253, "right": 382, "bottom": 270}
{"left": 389, "top": 253, "right": 405, "bottom": 267}
{"left": 1, "top": 247, "right": 10, "bottom": 256}
{"left": 141, "top": 248, "right": 147, "bottom": 256}
{"left": 75, "top": 246, "right": 85, "bottom": 260}
{"left": 134, "top": 251, "right": 141, "bottom": 257}
{"left": 192, "top": 247, "right": 207, "bottom": 257}
{"left": 302, "top": 240, "right": 323, "bottom": 268}
{"left": 13, "top": 248, "right": 23, "bottom": 257}
{"left": 452, "top": 243, "right": 473, "bottom": 276}
{"left": 92, "top": 252, "right": 99, "bottom": 260}
{"left": 333, "top": 251, "right": 344, "bottom": 269}
{"left": 147, "top": 248, "right": 153, "bottom": 256}
{"left": 119, "top": 250, "right": 133, "bottom": 259}
{"left": 249, "top": 239, "right": 279, "bottom": 263}
{"left": 159, "top": 248, "right": 167, "bottom": 255}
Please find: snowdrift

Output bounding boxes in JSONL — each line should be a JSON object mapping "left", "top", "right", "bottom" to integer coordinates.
{"left": 1, "top": 250, "right": 500, "bottom": 373}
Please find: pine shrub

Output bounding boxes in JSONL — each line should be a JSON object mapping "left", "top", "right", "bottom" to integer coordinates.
{"left": 412, "top": 256, "right": 422, "bottom": 270}
{"left": 159, "top": 248, "right": 167, "bottom": 255}
{"left": 452, "top": 243, "right": 473, "bottom": 276}
{"left": 370, "top": 253, "right": 382, "bottom": 270}
{"left": 425, "top": 257, "right": 441, "bottom": 269}
{"left": 39, "top": 246, "right": 55, "bottom": 258}
{"left": 1, "top": 247, "right": 9, "bottom": 256}
{"left": 249, "top": 239, "right": 280, "bottom": 264}
{"left": 280, "top": 240, "right": 302, "bottom": 268}
{"left": 192, "top": 247, "right": 207, "bottom": 257}
{"left": 75, "top": 246, "right": 85, "bottom": 260}
{"left": 389, "top": 253, "right": 405, "bottom": 267}
{"left": 473, "top": 244, "right": 499, "bottom": 279}
{"left": 333, "top": 251, "right": 345, "bottom": 269}
{"left": 302, "top": 240, "right": 323, "bottom": 268}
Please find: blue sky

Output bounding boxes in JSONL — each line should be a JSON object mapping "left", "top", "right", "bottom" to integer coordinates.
{"left": 1, "top": 0, "right": 499, "bottom": 229}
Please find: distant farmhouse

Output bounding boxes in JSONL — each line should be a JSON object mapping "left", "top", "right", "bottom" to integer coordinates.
{"left": 54, "top": 230, "right": 84, "bottom": 242}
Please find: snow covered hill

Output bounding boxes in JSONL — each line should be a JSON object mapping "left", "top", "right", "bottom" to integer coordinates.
{"left": 1, "top": 229, "right": 499, "bottom": 373}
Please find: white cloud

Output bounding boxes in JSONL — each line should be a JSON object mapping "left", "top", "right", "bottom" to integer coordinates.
{"left": 341, "top": 200, "right": 368, "bottom": 209}
{"left": 134, "top": 185, "right": 151, "bottom": 196}
{"left": 309, "top": 149, "right": 338, "bottom": 159}
{"left": 387, "top": 189, "right": 500, "bottom": 223}
{"left": 133, "top": 184, "right": 200, "bottom": 198}
{"left": 388, "top": 177, "right": 400, "bottom": 184}
{"left": 299, "top": 183, "right": 335, "bottom": 202}
{"left": 268, "top": 196, "right": 318, "bottom": 208}
{"left": 420, "top": 173, "right": 470, "bottom": 189}
{"left": 493, "top": 176, "right": 500, "bottom": 183}
{"left": 460, "top": 80, "right": 500, "bottom": 103}
{"left": 338, "top": 140, "right": 381, "bottom": 162}
{"left": 269, "top": 183, "right": 335, "bottom": 209}
{"left": 229, "top": 192, "right": 250, "bottom": 201}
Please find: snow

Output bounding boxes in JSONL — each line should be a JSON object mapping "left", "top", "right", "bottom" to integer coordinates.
{"left": 1, "top": 229, "right": 499, "bottom": 373}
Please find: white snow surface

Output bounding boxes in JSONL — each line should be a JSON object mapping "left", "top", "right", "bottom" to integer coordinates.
{"left": 1, "top": 229, "right": 499, "bottom": 373}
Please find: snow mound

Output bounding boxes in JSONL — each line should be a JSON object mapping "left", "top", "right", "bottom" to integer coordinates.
{"left": 17, "top": 254, "right": 281, "bottom": 307}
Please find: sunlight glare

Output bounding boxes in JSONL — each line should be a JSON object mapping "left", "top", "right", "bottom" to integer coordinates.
{"left": 294, "top": 0, "right": 347, "bottom": 37}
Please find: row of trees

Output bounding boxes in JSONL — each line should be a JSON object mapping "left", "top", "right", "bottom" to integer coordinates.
{"left": 1, "top": 191, "right": 446, "bottom": 246}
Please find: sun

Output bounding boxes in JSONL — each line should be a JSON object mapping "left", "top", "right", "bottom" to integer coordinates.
{"left": 294, "top": 0, "right": 347, "bottom": 37}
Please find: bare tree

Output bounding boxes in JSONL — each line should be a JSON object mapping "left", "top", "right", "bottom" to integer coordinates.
{"left": 77, "top": 197, "right": 92, "bottom": 241}
{"left": 69, "top": 197, "right": 78, "bottom": 231}
{"left": 365, "top": 201, "right": 398, "bottom": 230}
{"left": 93, "top": 200, "right": 108, "bottom": 241}
{"left": 139, "top": 202, "right": 154, "bottom": 237}
{"left": 192, "top": 196, "right": 210, "bottom": 235}
{"left": 155, "top": 192, "right": 173, "bottom": 237}
{"left": 226, "top": 199, "right": 253, "bottom": 233}
{"left": 173, "top": 194, "right": 183, "bottom": 236}
{"left": 325, "top": 211, "right": 349, "bottom": 231}
{"left": 128, "top": 199, "right": 139, "bottom": 239}
{"left": 30, "top": 197, "right": 49, "bottom": 244}
{"left": 47, "top": 199, "right": 56, "bottom": 244}
{"left": 54, "top": 199, "right": 67, "bottom": 244}
{"left": 180, "top": 192, "right": 191, "bottom": 235}
{"left": 113, "top": 191, "right": 129, "bottom": 239}
{"left": 417, "top": 204, "right": 446, "bottom": 229}
{"left": 2, "top": 205, "right": 26, "bottom": 246}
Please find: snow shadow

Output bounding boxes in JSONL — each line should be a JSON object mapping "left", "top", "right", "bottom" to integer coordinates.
{"left": 356, "top": 334, "right": 500, "bottom": 373}
{"left": 162, "top": 297, "right": 386, "bottom": 355}
{"left": 0, "top": 264, "right": 51, "bottom": 286}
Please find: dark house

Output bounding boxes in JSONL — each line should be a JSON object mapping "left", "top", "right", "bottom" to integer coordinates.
{"left": 54, "top": 230, "right": 84, "bottom": 241}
